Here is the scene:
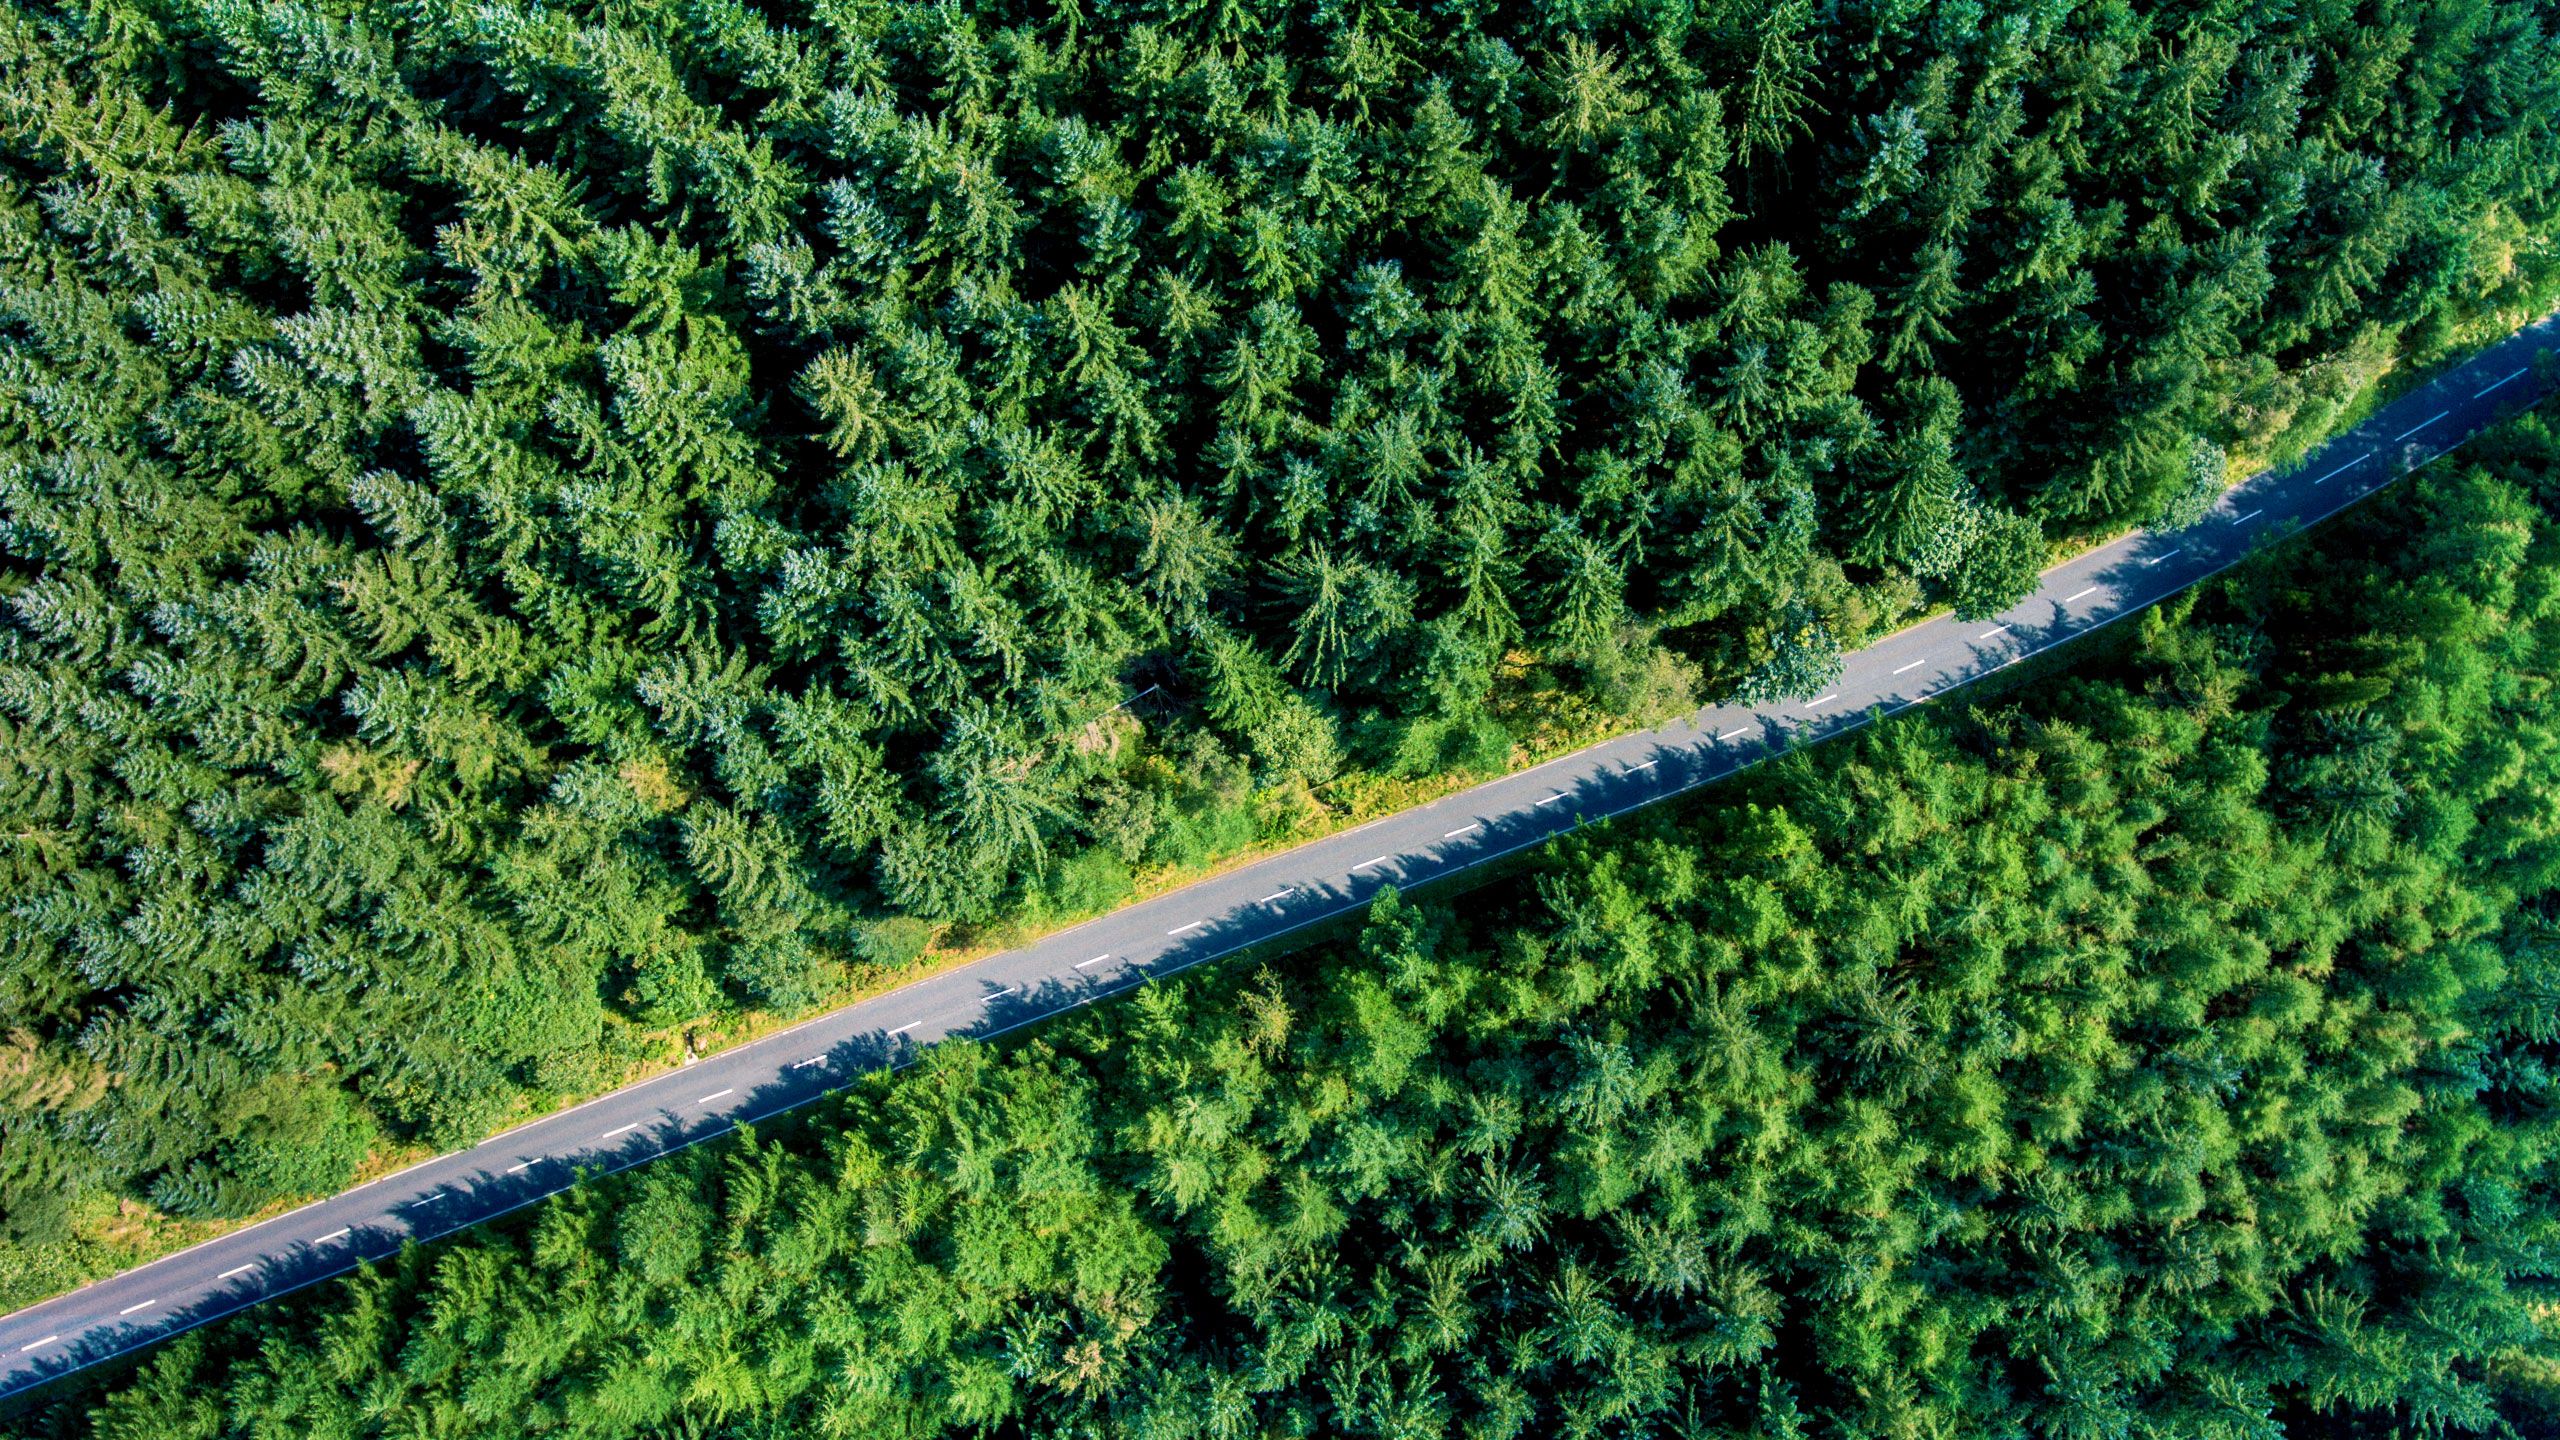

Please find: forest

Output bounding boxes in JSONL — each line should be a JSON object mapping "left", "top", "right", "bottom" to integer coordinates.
{"left": 5, "top": 0, "right": 2560, "bottom": 1299}
{"left": 11, "top": 392, "right": 2560, "bottom": 1437}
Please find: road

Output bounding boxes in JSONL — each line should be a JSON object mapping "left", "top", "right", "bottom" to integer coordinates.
{"left": 2, "top": 315, "right": 2553, "bottom": 1401}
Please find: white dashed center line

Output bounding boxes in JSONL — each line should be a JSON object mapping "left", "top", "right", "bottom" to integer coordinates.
{"left": 1443, "top": 823, "right": 1484, "bottom": 838}
{"left": 789, "top": 1056, "right": 827, "bottom": 1069}
{"left": 2229, "top": 508, "right": 2262, "bottom": 524}
{"left": 1255, "top": 887, "right": 1296, "bottom": 903}
{"left": 1978, "top": 625, "right": 2011, "bottom": 639}
{"left": 888, "top": 1022, "right": 920, "bottom": 1036}
{"left": 1718, "top": 726, "right": 1750, "bottom": 740}
{"left": 1892, "top": 658, "right": 1927, "bottom": 674}
{"left": 2394, "top": 411, "right": 2449, "bottom": 441}
{"left": 2144, "top": 547, "right": 2184, "bottom": 565}
{"left": 602, "top": 1124, "right": 639, "bottom": 1139}
{"left": 2312, "top": 452, "right": 2371, "bottom": 485}
{"left": 19, "top": 1336, "right": 56, "bottom": 1353}
{"left": 218, "top": 1264, "right": 257, "bottom": 1280}
{"left": 989, "top": 985, "right": 1021, "bottom": 999}
{"left": 2062, "top": 586, "right": 2098, "bottom": 604}
{"left": 506, "top": 1160, "right": 536, "bottom": 1174}
{"left": 2477, "top": 367, "right": 2527, "bottom": 398}
{"left": 695, "top": 1089, "right": 733, "bottom": 1105}
{"left": 118, "top": 1299, "right": 156, "bottom": 1315}
{"left": 1168, "top": 920, "right": 1206, "bottom": 934}
{"left": 400, "top": 1192, "right": 445, "bottom": 1208}
{"left": 1534, "top": 793, "right": 1567, "bottom": 807}
{"left": 1074, "top": 954, "right": 1110, "bottom": 969}
{"left": 315, "top": 1228, "right": 350, "bottom": 1244}
{"left": 1802, "top": 694, "right": 1837, "bottom": 710}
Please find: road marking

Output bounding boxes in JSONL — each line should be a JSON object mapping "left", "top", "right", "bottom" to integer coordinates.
{"left": 1978, "top": 625, "right": 2011, "bottom": 638}
{"left": 400, "top": 1192, "right": 445, "bottom": 1208}
{"left": 2229, "top": 508, "right": 2262, "bottom": 524}
{"left": 1351, "top": 854, "right": 1397, "bottom": 870}
{"left": 1534, "top": 792, "right": 1567, "bottom": 807}
{"left": 2312, "top": 452, "right": 2371, "bottom": 485}
{"left": 2394, "top": 411, "right": 2448, "bottom": 441}
{"left": 1626, "top": 760, "right": 1657, "bottom": 772}
{"left": 18, "top": 1336, "right": 56, "bottom": 1353}
{"left": 789, "top": 1056, "right": 827, "bottom": 1069}
{"left": 1802, "top": 694, "right": 1837, "bottom": 710}
{"left": 2144, "top": 547, "right": 2184, "bottom": 564}
{"left": 1255, "top": 887, "right": 1296, "bottom": 903}
{"left": 218, "top": 1264, "right": 257, "bottom": 1280}
{"left": 888, "top": 1022, "right": 921, "bottom": 1036}
{"left": 695, "top": 1089, "right": 734, "bottom": 1105}
{"left": 1168, "top": 919, "right": 1206, "bottom": 934}
{"left": 1892, "top": 658, "right": 1927, "bottom": 674}
{"left": 2062, "top": 586, "right": 2098, "bottom": 603}
{"left": 118, "top": 1300, "right": 156, "bottom": 1315}
{"left": 1443, "top": 823, "right": 1484, "bottom": 838}
{"left": 2477, "top": 367, "right": 2527, "bottom": 398}
{"left": 506, "top": 1160, "right": 536, "bottom": 1174}
{"left": 315, "top": 1228, "right": 350, "bottom": 1243}
{"left": 603, "top": 1124, "right": 639, "bottom": 1139}
{"left": 1718, "top": 727, "right": 1749, "bottom": 740}
{"left": 1075, "top": 954, "right": 1110, "bottom": 968}
{"left": 989, "top": 985, "right": 1021, "bottom": 999}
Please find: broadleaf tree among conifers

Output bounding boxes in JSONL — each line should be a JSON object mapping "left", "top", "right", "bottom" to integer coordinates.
{"left": 1, "top": 0, "right": 2556, "bottom": 1287}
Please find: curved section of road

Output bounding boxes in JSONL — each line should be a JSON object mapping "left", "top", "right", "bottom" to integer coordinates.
{"left": 3, "top": 317, "right": 2554, "bottom": 1400}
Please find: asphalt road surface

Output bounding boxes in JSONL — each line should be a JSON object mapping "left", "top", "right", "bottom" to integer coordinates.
{"left": 3, "top": 316, "right": 2554, "bottom": 1401}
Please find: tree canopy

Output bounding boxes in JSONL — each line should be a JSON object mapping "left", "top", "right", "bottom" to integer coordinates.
{"left": 4, "top": 0, "right": 2559, "bottom": 1296}
{"left": 16, "top": 399, "right": 2560, "bottom": 1438}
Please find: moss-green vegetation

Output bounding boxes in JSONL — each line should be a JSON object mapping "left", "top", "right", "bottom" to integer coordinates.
{"left": 19, "top": 400, "right": 2560, "bottom": 1436}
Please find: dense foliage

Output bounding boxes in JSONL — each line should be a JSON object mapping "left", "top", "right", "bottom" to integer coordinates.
{"left": 5, "top": 0, "right": 2559, "bottom": 1280}
{"left": 16, "top": 403, "right": 2560, "bottom": 1438}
